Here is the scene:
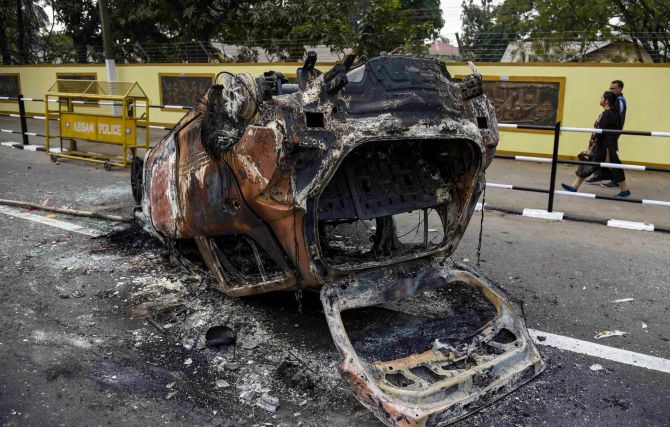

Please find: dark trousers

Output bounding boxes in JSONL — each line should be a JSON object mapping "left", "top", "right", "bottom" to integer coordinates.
{"left": 594, "top": 137, "right": 625, "bottom": 183}
{"left": 605, "top": 143, "right": 626, "bottom": 183}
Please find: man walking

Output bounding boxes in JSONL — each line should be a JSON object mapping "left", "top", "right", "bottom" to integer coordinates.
{"left": 610, "top": 80, "right": 627, "bottom": 125}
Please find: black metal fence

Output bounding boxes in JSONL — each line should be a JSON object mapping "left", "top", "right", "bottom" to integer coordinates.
{"left": 490, "top": 122, "right": 670, "bottom": 211}
{"left": 1, "top": 96, "right": 669, "bottom": 228}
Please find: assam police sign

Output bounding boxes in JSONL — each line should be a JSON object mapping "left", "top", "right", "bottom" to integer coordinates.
{"left": 60, "top": 113, "right": 135, "bottom": 144}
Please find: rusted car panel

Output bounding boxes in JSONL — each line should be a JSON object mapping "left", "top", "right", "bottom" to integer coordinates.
{"left": 133, "top": 54, "right": 543, "bottom": 425}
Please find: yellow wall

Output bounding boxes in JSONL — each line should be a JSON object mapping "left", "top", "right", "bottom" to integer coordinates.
{"left": 446, "top": 63, "right": 670, "bottom": 167}
{"left": 2, "top": 62, "right": 670, "bottom": 165}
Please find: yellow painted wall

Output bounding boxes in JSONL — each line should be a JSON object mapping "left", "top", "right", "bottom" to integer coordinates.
{"left": 2, "top": 62, "right": 670, "bottom": 165}
{"left": 446, "top": 63, "right": 670, "bottom": 167}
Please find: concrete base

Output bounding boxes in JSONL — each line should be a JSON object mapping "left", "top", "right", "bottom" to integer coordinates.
{"left": 522, "top": 208, "right": 564, "bottom": 221}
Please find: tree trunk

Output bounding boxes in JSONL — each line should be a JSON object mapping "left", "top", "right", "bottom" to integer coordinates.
{"left": 0, "top": 21, "right": 11, "bottom": 64}
{"left": 15, "top": 0, "right": 25, "bottom": 63}
{"left": 72, "top": 34, "right": 88, "bottom": 63}
{"left": 632, "top": 39, "right": 645, "bottom": 63}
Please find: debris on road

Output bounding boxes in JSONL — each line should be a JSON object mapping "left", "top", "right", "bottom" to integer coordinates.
{"left": 0, "top": 197, "right": 132, "bottom": 222}
{"left": 205, "top": 325, "right": 236, "bottom": 348}
{"left": 239, "top": 389, "right": 259, "bottom": 404}
{"left": 595, "top": 330, "right": 627, "bottom": 339}
{"left": 215, "top": 379, "right": 230, "bottom": 389}
{"left": 239, "top": 389, "right": 280, "bottom": 412}
{"left": 182, "top": 338, "right": 195, "bottom": 350}
{"left": 590, "top": 364, "right": 604, "bottom": 371}
{"left": 256, "top": 394, "right": 280, "bottom": 412}
{"left": 146, "top": 317, "right": 167, "bottom": 334}
{"left": 611, "top": 298, "right": 634, "bottom": 303}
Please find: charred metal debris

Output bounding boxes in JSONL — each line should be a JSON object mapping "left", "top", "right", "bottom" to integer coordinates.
{"left": 132, "top": 52, "right": 545, "bottom": 426}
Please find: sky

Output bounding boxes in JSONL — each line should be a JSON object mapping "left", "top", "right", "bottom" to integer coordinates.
{"left": 440, "top": 0, "right": 465, "bottom": 41}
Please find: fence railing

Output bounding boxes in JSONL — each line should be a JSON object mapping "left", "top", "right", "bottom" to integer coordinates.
{"left": 0, "top": 96, "right": 183, "bottom": 139}
{"left": 493, "top": 122, "right": 670, "bottom": 212}
{"left": 1, "top": 96, "right": 669, "bottom": 225}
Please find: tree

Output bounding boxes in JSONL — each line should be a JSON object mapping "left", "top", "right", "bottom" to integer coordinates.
{"left": 0, "top": 0, "right": 16, "bottom": 64}
{"left": 0, "top": 0, "right": 49, "bottom": 64}
{"left": 355, "top": 0, "right": 443, "bottom": 57}
{"left": 51, "top": 0, "right": 102, "bottom": 63}
{"left": 461, "top": 0, "right": 670, "bottom": 63}
{"left": 1, "top": 0, "right": 447, "bottom": 64}
{"left": 610, "top": 0, "right": 670, "bottom": 63}
{"left": 460, "top": 0, "right": 530, "bottom": 61}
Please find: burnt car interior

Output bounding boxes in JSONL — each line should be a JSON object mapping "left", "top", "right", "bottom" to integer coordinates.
{"left": 315, "top": 138, "right": 480, "bottom": 269}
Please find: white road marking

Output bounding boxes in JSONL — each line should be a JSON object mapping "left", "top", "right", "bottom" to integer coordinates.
{"left": 529, "top": 329, "right": 670, "bottom": 374}
{"left": 0, "top": 205, "right": 102, "bottom": 237}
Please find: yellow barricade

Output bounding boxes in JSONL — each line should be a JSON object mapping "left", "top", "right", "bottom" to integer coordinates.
{"left": 45, "top": 80, "right": 149, "bottom": 170}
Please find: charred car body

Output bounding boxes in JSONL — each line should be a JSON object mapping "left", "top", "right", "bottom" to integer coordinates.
{"left": 132, "top": 53, "right": 545, "bottom": 426}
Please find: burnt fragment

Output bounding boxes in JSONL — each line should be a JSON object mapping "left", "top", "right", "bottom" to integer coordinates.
{"left": 205, "top": 325, "right": 236, "bottom": 348}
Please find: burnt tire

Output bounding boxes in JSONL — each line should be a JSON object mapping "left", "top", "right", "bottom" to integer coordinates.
{"left": 131, "top": 156, "right": 144, "bottom": 205}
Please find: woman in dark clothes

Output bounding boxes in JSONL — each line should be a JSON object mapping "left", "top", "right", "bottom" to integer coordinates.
{"left": 561, "top": 91, "right": 631, "bottom": 197}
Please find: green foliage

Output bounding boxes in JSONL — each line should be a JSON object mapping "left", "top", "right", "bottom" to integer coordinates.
{"left": 355, "top": 0, "right": 443, "bottom": 57}
{"left": 51, "top": 0, "right": 103, "bottom": 63}
{"left": 1, "top": 0, "right": 444, "bottom": 63}
{"left": 460, "top": 0, "right": 531, "bottom": 61}
{"left": 609, "top": 0, "right": 670, "bottom": 62}
{"left": 1, "top": 0, "right": 51, "bottom": 64}
{"left": 461, "top": 0, "right": 670, "bottom": 62}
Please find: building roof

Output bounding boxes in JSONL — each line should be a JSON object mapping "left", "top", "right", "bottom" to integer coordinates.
{"left": 429, "top": 40, "right": 460, "bottom": 57}
{"left": 500, "top": 39, "right": 653, "bottom": 63}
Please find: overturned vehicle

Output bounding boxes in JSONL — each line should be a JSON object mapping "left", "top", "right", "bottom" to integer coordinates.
{"left": 132, "top": 53, "right": 545, "bottom": 426}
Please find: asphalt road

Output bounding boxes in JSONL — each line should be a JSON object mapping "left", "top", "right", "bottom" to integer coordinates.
{"left": 0, "top": 143, "right": 669, "bottom": 426}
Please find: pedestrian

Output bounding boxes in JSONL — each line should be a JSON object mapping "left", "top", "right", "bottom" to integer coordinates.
{"left": 585, "top": 80, "right": 627, "bottom": 186}
{"left": 610, "top": 79, "right": 627, "bottom": 126}
{"left": 561, "top": 91, "right": 631, "bottom": 197}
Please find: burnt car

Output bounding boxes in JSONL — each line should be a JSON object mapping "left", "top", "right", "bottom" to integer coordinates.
{"left": 132, "top": 53, "right": 545, "bottom": 426}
